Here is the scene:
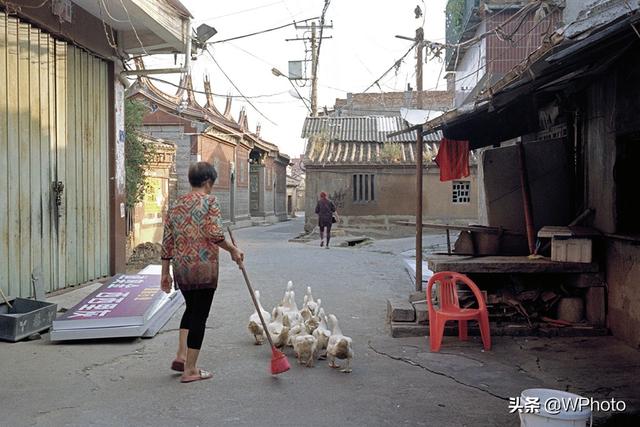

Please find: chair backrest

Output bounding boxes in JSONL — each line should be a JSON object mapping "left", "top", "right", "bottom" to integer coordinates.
{"left": 426, "top": 272, "right": 487, "bottom": 313}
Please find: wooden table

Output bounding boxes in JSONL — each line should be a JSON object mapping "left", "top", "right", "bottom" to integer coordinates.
{"left": 426, "top": 255, "right": 599, "bottom": 274}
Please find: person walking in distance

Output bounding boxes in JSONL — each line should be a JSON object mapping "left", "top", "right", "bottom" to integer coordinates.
{"left": 315, "top": 191, "right": 337, "bottom": 249}
{"left": 161, "top": 162, "right": 244, "bottom": 383}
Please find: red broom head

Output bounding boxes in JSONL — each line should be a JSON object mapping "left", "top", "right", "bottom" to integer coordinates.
{"left": 270, "top": 347, "right": 290, "bottom": 375}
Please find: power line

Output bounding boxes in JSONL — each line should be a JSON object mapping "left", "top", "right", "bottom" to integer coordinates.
{"left": 205, "top": 47, "right": 278, "bottom": 126}
{"left": 283, "top": 78, "right": 312, "bottom": 113}
{"left": 98, "top": 0, "right": 128, "bottom": 23}
{"left": 359, "top": 2, "right": 555, "bottom": 110}
{"left": 362, "top": 41, "right": 417, "bottom": 93}
{"left": 222, "top": 42, "right": 312, "bottom": 113}
{"left": 227, "top": 42, "right": 276, "bottom": 68}
{"left": 420, "top": 4, "right": 558, "bottom": 93}
{"left": 360, "top": 1, "right": 528, "bottom": 95}
{"left": 321, "top": 83, "right": 350, "bottom": 93}
{"left": 208, "top": 17, "right": 319, "bottom": 45}
{"left": 118, "top": 0, "right": 148, "bottom": 55}
{"left": 97, "top": 0, "right": 118, "bottom": 49}
{"left": 142, "top": 75, "right": 289, "bottom": 99}
{"left": 195, "top": 1, "right": 283, "bottom": 22}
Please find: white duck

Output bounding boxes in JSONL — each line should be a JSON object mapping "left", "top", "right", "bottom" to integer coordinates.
{"left": 312, "top": 298, "right": 322, "bottom": 317}
{"left": 326, "top": 314, "right": 354, "bottom": 373}
{"left": 273, "top": 281, "right": 294, "bottom": 318}
{"left": 282, "top": 290, "right": 302, "bottom": 328}
{"left": 247, "top": 290, "right": 272, "bottom": 345}
{"left": 312, "top": 308, "right": 331, "bottom": 359}
{"left": 267, "top": 307, "right": 290, "bottom": 348}
{"left": 301, "top": 306, "right": 319, "bottom": 333}
{"left": 286, "top": 320, "right": 308, "bottom": 347}
{"left": 293, "top": 329, "right": 318, "bottom": 367}
{"left": 303, "top": 286, "right": 320, "bottom": 314}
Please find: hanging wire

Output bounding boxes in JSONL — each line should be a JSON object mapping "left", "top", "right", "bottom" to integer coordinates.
{"left": 196, "top": 1, "right": 283, "bottom": 22}
{"left": 208, "top": 17, "right": 319, "bottom": 45}
{"left": 205, "top": 47, "right": 278, "bottom": 126}
{"left": 118, "top": 0, "right": 148, "bottom": 55}
{"left": 97, "top": 0, "right": 118, "bottom": 49}
{"left": 362, "top": 41, "right": 417, "bottom": 93}
{"left": 142, "top": 75, "right": 289, "bottom": 99}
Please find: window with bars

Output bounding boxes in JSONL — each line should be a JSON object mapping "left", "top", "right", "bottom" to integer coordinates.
{"left": 452, "top": 181, "right": 471, "bottom": 204}
{"left": 352, "top": 174, "right": 375, "bottom": 202}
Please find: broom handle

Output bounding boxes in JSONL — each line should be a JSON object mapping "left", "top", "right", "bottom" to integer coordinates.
{"left": 0, "top": 287, "right": 12, "bottom": 309}
{"left": 227, "top": 227, "right": 275, "bottom": 348}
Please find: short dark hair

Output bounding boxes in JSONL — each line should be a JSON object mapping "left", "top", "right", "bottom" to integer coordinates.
{"left": 188, "top": 161, "right": 217, "bottom": 187}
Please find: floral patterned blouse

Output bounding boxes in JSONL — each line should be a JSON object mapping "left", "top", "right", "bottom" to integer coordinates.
{"left": 161, "top": 192, "right": 225, "bottom": 291}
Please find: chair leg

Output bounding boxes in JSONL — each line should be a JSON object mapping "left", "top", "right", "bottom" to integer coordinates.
{"left": 430, "top": 317, "right": 446, "bottom": 352}
{"left": 458, "top": 320, "right": 468, "bottom": 341}
{"left": 479, "top": 312, "right": 491, "bottom": 351}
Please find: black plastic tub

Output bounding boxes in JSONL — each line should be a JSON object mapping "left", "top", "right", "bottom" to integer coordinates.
{"left": 0, "top": 298, "right": 58, "bottom": 342}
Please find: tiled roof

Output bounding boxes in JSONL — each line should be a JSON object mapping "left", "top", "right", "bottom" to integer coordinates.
{"left": 301, "top": 116, "right": 442, "bottom": 143}
{"left": 301, "top": 116, "right": 460, "bottom": 166}
{"left": 304, "top": 139, "right": 448, "bottom": 166}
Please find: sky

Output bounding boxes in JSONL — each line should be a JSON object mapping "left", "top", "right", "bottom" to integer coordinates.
{"left": 143, "top": 0, "right": 447, "bottom": 157}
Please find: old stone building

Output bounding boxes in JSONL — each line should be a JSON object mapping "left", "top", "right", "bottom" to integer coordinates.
{"left": 301, "top": 116, "right": 478, "bottom": 232}
{"left": 332, "top": 90, "right": 452, "bottom": 117}
{"left": 126, "top": 72, "right": 289, "bottom": 232}
{"left": 422, "top": 0, "right": 640, "bottom": 348}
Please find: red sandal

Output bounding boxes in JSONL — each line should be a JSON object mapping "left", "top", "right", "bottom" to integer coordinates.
{"left": 171, "top": 358, "right": 185, "bottom": 372}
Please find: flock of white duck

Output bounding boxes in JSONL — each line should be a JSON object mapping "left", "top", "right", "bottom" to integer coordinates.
{"left": 248, "top": 281, "right": 354, "bottom": 373}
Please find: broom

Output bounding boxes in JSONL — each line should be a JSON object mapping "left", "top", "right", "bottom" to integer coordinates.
{"left": 227, "top": 227, "right": 290, "bottom": 375}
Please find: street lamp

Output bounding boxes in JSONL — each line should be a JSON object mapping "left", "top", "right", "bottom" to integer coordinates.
{"left": 271, "top": 67, "right": 312, "bottom": 114}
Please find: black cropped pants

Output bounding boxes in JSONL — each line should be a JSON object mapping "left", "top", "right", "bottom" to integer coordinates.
{"left": 179, "top": 288, "right": 216, "bottom": 350}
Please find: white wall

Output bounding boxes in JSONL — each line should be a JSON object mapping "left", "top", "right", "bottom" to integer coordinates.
{"left": 454, "top": 21, "right": 487, "bottom": 107}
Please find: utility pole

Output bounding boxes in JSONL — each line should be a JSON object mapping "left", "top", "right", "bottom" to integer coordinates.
{"left": 415, "top": 27, "right": 424, "bottom": 293}
{"left": 285, "top": 20, "right": 332, "bottom": 117}
{"left": 311, "top": 21, "right": 318, "bottom": 116}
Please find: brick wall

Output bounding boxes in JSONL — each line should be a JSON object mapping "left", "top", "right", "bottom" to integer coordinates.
{"left": 486, "top": 8, "right": 562, "bottom": 77}
{"left": 334, "top": 91, "right": 453, "bottom": 112}
{"left": 235, "top": 187, "right": 250, "bottom": 220}
{"left": 141, "top": 125, "right": 193, "bottom": 196}
{"left": 236, "top": 147, "right": 250, "bottom": 188}
{"left": 215, "top": 191, "right": 231, "bottom": 223}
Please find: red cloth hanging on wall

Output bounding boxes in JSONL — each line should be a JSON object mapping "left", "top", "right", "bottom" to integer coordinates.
{"left": 434, "top": 138, "right": 470, "bottom": 182}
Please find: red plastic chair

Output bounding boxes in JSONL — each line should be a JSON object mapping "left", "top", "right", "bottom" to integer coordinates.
{"left": 426, "top": 272, "right": 491, "bottom": 352}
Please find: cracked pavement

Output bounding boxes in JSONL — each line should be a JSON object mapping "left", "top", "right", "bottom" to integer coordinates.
{"left": 1, "top": 216, "right": 639, "bottom": 426}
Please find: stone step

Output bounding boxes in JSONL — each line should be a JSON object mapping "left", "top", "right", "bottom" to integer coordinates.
{"left": 414, "top": 302, "right": 429, "bottom": 324}
{"left": 386, "top": 298, "right": 415, "bottom": 322}
{"left": 390, "top": 322, "right": 428, "bottom": 338}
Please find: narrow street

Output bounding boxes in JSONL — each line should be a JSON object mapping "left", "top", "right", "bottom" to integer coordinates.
{"left": 3, "top": 1, "right": 640, "bottom": 426}
{"left": 4, "top": 218, "right": 640, "bottom": 426}
{"left": 2, "top": 218, "right": 511, "bottom": 427}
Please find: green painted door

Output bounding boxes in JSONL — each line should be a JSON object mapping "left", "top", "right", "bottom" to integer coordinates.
{"left": 0, "top": 13, "right": 110, "bottom": 298}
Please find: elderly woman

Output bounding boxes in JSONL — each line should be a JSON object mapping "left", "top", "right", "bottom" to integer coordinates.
{"left": 315, "top": 191, "right": 337, "bottom": 249}
{"left": 161, "top": 161, "right": 244, "bottom": 383}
